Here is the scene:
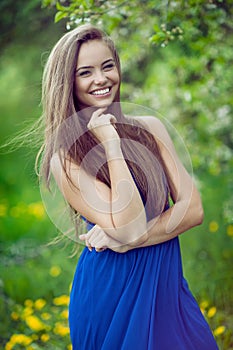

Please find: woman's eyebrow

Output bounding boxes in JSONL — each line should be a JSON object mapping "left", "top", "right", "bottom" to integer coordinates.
{"left": 76, "top": 65, "right": 92, "bottom": 72}
{"left": 102, "top": 58, "right": 115, "bottom": 65}
{"left": 76, "top": 58, "right": 114, "bottom": 72}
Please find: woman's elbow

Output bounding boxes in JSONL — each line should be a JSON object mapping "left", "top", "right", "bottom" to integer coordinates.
{"left": 196, "top": 202, "right": 204, "bottom": 225}
{"left": 112, "top": 211, "right": 148, "bottom": 245}
{"left": 115, "top": 224, "right": 148, "bottom": 246}
{"left": 191, "top": 192, "right": 204, "bottom": 226}
{"left": 127, "top": 226, "right": 149, "bottom": 247}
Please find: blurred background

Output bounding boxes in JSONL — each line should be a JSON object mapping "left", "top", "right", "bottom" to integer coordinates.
{"left": 0, "top": 0, "right": 232, "bottom": 349}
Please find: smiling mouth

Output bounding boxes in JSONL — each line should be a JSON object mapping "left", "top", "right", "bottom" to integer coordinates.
{"left": 90, "top": 87, "right": 111, "bottom": 96}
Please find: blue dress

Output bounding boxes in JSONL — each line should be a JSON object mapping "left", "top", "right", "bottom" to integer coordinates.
{"left": 69, "top": 220, "right": 218, "bottom": 350}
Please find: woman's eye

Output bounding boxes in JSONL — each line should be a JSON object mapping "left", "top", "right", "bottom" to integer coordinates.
{"left": 78, "top": 70, "right": 91, "bottom": 77}
{"left": 103, "top": 63, "right": 115, "bottom": 71}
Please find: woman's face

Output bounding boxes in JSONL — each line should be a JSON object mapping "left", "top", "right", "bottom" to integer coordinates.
{"left": 74, "top": 40, "right": 120, "bottom": 110}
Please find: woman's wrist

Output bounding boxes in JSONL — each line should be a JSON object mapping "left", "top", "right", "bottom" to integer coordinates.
{"left": 103, "top": 139, "right": 122, "bottom": 159}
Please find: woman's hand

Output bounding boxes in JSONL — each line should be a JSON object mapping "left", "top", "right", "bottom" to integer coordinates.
{"left": 79, "top": 225, "right": 130, "bottom": 253}
{"left": 87, "top": 108, "right": 119, "bottom": 145}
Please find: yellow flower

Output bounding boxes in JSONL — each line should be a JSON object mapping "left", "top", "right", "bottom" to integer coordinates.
{"left": 0, "top": 203, "right": 7, "bottom": 217}
{"left": 25, "top": 315, "right": 46, "bottom": 332}
{"left": 53, "top": 295, "right": 70, "bottom": 306}
{"left": 34, "top": 298, "right": 46, "bottom": 310}
{"left": 207, "top": 306, "right": 217, "bottom": 318}
{"left": 10, "top": 202, "right": 27, "bottom": 218}
{"left": 5, "top": 343, "right": 13, "bottom": 350}
{"left": 61, "top": 309, "right": 69, "bottom": 319}
{"left": 209, "top": 221, "right": 219, "bottom": 233}
{"left": 200, "top": 300, "right": 209, "bottom": 310}
{"left": 53, "top": 322, "right": 70, "bottom": 337}
{"left": 49, "top": 265, "right": 61, "bottom": 277}
{"left": 41, "top": 333, "right": 50, "bottom": 342}
{"left": 227, "top": 224, "right": 233, "bottom": 237}
{"left": 213, "top": 325, "right": 226, "bottom": 336}
{"left": 11, "top": 311, "right": 19, "bottom": 320}
{"left": 28, "top": 202, "right": 45, "bottom": 219}
{"left": 24, "top": 299, "right": 34, "bottom": 308}
{"left": 22, "top": 306, "right": 34, "bottom": 319}
{"left": 67, "top": 344, "right": 73, "bottom": 350}
{"left": 41, "top": 312, "right": 52, "bottom": 320}
{"left": 8, "top": 334, "right": 32, "bottom": 346}
{"left": 200, "top": 308, "right": 205, "bottom": 315}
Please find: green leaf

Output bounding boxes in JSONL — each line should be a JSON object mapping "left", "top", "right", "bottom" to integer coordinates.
{"left": 153, "top": 23, "right": 161, "bottom": 32}
{"left": 56, "top": 2, "right": 68, "bottom": 12}
{"left": 54, "top": 11, "right": 68, "bottom": 23}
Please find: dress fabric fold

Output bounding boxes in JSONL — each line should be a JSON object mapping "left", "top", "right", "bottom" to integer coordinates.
{"left": 69, "top": 223, "right": 218, "bottom": 350}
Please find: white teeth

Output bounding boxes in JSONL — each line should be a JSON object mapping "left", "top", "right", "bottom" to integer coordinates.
{"left": 91, "top": 88, "right": 110, "bottom": 95}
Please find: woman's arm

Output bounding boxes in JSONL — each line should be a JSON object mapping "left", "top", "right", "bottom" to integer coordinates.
{"left": 93, "top": 110, "right": 148, "bottom": 244}
{"left": 138, "top": 186, "right": 203, "bottom": 248}
{"left": 83, "top": 184, "right": 203, "bottom": 253}
{"left": 51, "top": 108, "right": 148, "bottom": 245}
{"left": 80, "top": 116, "right": 203, "bottom": 253}
{"left": 139, "top": 116, "right": 204, "bottom": 245}
{"left": 124, "top": 116, "right": 203, "bottom": 249}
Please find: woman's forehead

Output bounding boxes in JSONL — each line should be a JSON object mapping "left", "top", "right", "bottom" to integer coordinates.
{"left": 77, "top": 40, "right": 113, "bottom": 67}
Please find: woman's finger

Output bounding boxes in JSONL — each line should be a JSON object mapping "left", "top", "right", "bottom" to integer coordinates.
{"left": 79, "top": 234, "right": 86, "bottom": 241}
{"left": 86, "top": 239, "right": 92, "bottom": 252}
{"left": 79, "top": 233, "right": 92, "bottom": 251}
{"left": 79, "top": 225, "right": 103, "bottom": 251}
{"left": 96, "top": 247, "right": 106, "bottom": 252}
{"left": 88, "top": 111, "right": 116, "bottom": 129}
{"left": 87, "top": 108, "right": 107, "bottom": 129}
{"left": 93, "top": 107, "right": 107, "bottom": 117}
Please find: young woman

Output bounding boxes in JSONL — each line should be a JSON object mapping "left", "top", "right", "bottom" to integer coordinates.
{"left": 39, "top": 24, "right": 218, "bottom": 349}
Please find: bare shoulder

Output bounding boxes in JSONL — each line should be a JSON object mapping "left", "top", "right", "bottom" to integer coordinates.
{"left": 50, "top": 152, "right": 62, "bottom": 175}
{"left": 50, "top": 152, "right": 66, "bottom": 177}
{"left": 50, "top": 151, "right": 79, "bottom": 172}
{"left": 50, "top": 152, "right": 61, "bottom": 167}
{"left": 133, "top": 115, "right": 172, "bottom": 145}
{"left": 50, "top": 151, "right": 81, "bottom": 187}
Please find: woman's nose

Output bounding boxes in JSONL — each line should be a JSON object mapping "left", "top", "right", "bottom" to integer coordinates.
{"left": 94, "top": 70, "right": 107, "bottom": 85}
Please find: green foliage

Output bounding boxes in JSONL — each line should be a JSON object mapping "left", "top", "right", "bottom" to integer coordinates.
{"left": 0, "top": 0, "right": 59, "bottom": 49}
{"left": 42, "top": 0, "right": 233, "bottom": 181}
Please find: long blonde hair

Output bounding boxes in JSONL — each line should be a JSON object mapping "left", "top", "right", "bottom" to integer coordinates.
{"left": 39, "top": 24, "right": 169, "bottom": 223}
